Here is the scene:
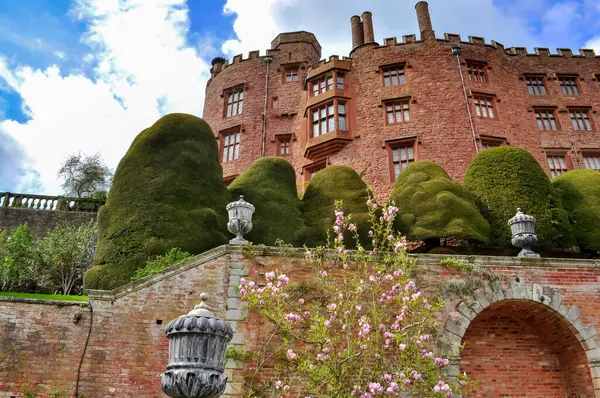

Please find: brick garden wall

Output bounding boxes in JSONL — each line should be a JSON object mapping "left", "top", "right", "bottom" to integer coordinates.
{"left": 0, "top": 207, "right": 97, "bottom": 238}
{"left": 1, "top": 246, "right": 600, "bottom": 397}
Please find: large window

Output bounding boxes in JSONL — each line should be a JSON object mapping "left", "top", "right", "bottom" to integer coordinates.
{"left": 525, "top": 76, "right": 546, "bottom": 95}
{"left": 583, "top": 154, "right": 600, "bottom": 170}
{"left": 389, "top": 144, "right": 415, "bottom": 180}
{"left": 569, "top": 109, "right": 592, "bottom": 131}
{"left": 559, "top": 76, "right": 579, "bottom": 96}
{"left": 474, "top": 96, "right": 495, "bottom": 118}
{"left": 467, "top": 61, "right": 486, "bottom": 82}
{"left": 310, "top": 71, "right": 345, "bottom": 97}
{"left": 385, "top": 101, "right": 410, "bottom": 124}
{"left": 383, "top": 65, "right": 405, "bottom": 87}
{"left": 310, "top": 100, "right": 347, "bottom": 138}
{"left": 225, "top": 87, "right": 244, "bottom": 118}
{"left": 221, "top": 130, "right": 240, "bottom": 163}
{"left": 547, "top": 155, "right": 568, "bottom": 178}
{"left": 535, "top": 109, "right": 558, "bottom": 131}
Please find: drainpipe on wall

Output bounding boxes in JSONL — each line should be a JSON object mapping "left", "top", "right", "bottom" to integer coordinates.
{"left": 452, "top": 46, "right": 479, "bottom": 155}
{"left": 260, "top": 55, "right": 273, "bottom": 157}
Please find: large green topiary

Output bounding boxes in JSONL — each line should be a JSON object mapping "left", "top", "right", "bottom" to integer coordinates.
{"left": 552, "top": 170, "right": 600, "bottom": 252}
{"left": 302, "top": 166, "right": 370, "bottom": 247}
{"left": 229, "top": 157, "right": 305, "bottom": 246}
{"left": 464, "top": 147, "right": 574, "bottom": 249}
{"left": 87, "top": 113, "right": 230, "bottom": 290}
{"left": 390, "top": 161, "right": 490, "bottom": 244}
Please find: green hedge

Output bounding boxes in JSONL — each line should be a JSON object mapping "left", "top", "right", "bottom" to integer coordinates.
{"left": 390, "top": 161, "right": 490, "bottom": 243}
{"left": 302, "top": 166, "right": 370, "bottom": 247}
{"left": 229, "top": 157, "right": 305, "bottom": 246}
{"left": 87, "top": 113, "right": 230, "bottom": 290}
{"left": 552, "top": 170, "right": 600, "bottom": 252}
{"left": 464, "top": 147, "right": 574, "bottom": 249}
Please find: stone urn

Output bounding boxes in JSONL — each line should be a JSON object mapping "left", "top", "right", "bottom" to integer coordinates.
{"left": 508, "top": 208, "right": 540, "bottom": 258}
{"left": 226, "top": 195, "right": 255, "bottom": 245}
{"left": 162, "top": 293, "right": 233, "bottom": 398}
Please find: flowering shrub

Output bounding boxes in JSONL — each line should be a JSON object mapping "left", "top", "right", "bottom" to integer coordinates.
{"left": 239, "top": 198, "right": 470, "bottom": 397}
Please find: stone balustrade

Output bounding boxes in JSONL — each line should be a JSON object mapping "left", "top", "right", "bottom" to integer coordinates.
{"left": 0, "top": 192, "right": 105, "bottom": 213}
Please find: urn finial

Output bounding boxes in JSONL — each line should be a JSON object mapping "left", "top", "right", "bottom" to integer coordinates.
{"left": 508, "top": 208, "right": 540, "bottom": 258}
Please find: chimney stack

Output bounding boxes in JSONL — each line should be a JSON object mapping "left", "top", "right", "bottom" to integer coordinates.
{"left": 415, "top": 1, "right": 435, "bottom": 41}
{"left": 351, "top": 15, "right": 364, "bottom": 49}
{"left": 361, "top": 11, "right": 375, "bottom": 43}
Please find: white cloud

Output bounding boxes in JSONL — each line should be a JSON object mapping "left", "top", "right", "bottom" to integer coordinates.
{"left": 54, "top": 51, "right": 67, "bottom": 59}
{"left": 584, "top": 36, "right": 600, "bottom": 52}
{"left": 221, "top": 0, "right": 541, "bottom": 58}
{"left": 0, "top": 0, "right": 211, "bottom": 194}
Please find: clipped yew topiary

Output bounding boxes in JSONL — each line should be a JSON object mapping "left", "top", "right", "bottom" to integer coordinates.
{"left": 552, "top": 170, "right": 600, "bottom": 253}
{"left": 302, "top": 166, "right": 370, "bottom": 247}
{"left": 228, "top": 157, "right": 305, "bottom": 246}
{"left": 86, "top": 113, "right": 230, "bottom": 290}
{"left": 464, "top": 147, "right": 574, "bottom": 249}
{"left": 390, "top": 161, "right": 490, "bottom": 244}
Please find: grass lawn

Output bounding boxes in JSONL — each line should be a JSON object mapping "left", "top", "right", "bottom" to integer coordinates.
{"left": 0, "top": 291, "right": 88, "bottom": 302}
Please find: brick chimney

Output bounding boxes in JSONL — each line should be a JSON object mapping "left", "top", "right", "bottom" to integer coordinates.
{"left": 351, "top": 15, "right": 364, "bottom": 49}
{"left": 362, "top": 11, "right": 375, "bottom": 43}
{"left": 415, "top": 1, "right": 435, "bottom": 41}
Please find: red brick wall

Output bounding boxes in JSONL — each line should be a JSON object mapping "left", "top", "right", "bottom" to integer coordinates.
{"left": 1, "top": 249, "right": 600, "bottom": 397}
{"left": 201, "top": 8, "right": 600, "bottom": 202}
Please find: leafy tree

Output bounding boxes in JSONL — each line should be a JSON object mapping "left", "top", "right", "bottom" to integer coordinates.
{"left": 228, "top": 157, "right": 305, "bottom": 245}
{"left": 552, "top": 170, "right": 600, "bottom": 253}
{"left": 37, "top": 221, "right": 97, "bottom": 295}
{"left": 58, "top": 152, "right": 113, "bottom": 198}
{"left": 238, "top": 199, "right": 471, "bottom": 397}
{"left": 88, "top": 113, "right": 230, "bottom": 290}
{"left": 130, "top": 248, "right": 192, "bottom": 281}
{"left": 0, "top": 224, "right": 39, "bottom": 291}
{"left": 390, "top": 161, "right": 490, "bottom": 245}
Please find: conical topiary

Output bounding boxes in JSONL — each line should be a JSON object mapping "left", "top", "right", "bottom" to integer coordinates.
{"left": 228, "top": 157, "right": 305, "bottom": 246}
{"left": 86, "top": 113, "right": 230, "bottom": 290}
{"left": 390, "top": 161, "right": 490, "bottom": 244}
{"left": 302, "top": 165, "right": 370, "bottom": 248}
{"left": 463, "top": 147, "right": 574, "bottom": 249}
{"left": 552, "top": 170, "right": 600, "bottom": 253}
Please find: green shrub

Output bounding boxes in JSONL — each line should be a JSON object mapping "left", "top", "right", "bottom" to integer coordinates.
{"left": 131, "top": 248, "right": 192, "bottom": 281}
{"left": 552, "top": 170, "right": 600, "bottom": 252}
{"left": 88, "top": 113, "right": 230, "bottom": 290}
{"left": 301, "top": 166, "right": 370, "bottom": 247}
{"left": 390, "top": 161, "right": 490, "bottom": 244}
{"left": 229, "top": 157, "right": 305, "bottom": 246}
{"left": 0, "top": 224, "right": 39, "bottom": 292}
{"left": 463, "top": 147, "right": 574, "bottom": 249}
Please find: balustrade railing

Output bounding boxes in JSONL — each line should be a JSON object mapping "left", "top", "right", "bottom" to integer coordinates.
{"left": 0, "top": 192, "right": 105, "bottom": 213}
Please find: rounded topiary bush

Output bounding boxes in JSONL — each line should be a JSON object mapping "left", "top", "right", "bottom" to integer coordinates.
{"left": 464, "top": 147, "right": 574, "bottom": 249}
{"left": 302, "top": 165, "right": 370, "bottom": 248}
{"left": 390, "top": 161, "right": 490, "bottom": 244}
{"left": 552, "top": 170, "right": 600, "bottom": 252}
{"left": 87, "top": 113, "right": 230, "bottom": 290}
{"left": 228, "top": 157, "right": 305, "bottom": 246}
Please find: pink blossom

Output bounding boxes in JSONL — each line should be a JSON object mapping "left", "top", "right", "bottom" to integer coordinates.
{"left": 287, "top": 349, "right": 297, "bottom": 360}
{"left": 265, "top": 271, "right": 276, "bottom": 281}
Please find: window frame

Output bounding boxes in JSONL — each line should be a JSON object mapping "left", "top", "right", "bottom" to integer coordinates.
{"left": 276, "top": 134, "right": 292, "bottom": 156}
{"left": 582, "top": 152, "right": 600, "bottom": 171}
{"left": 220, "top": 128, "right": 241, "bottom": 163}
{"left": 473, "top": 94, "right": 496, "bottom": 119}
{"left": 384, "top": 100, "right": 411, "bottom": 125}
{"left": 533, "top": 107, "right": 559, "bottom": 131}
{"left": 283, "top": 66, "right": 300, "bottom": 83}
{"left": 381, "top": 63, "right": 406, "bottom": 87}
{"left": 272, "top": 96, "right": 278, "bottom": 109}
{"left": 479, "top": 136, "right": 506, "bottom": 151}
{"left": 568, "top": 108, "right": 593, "bottom": 131}
{"left": 309, "top": 70, "right": 345, "bottom": 97}
{"left": 303, "top": 160, "right": 327, "bottom": 183}
{"left": 558, "top": 75, "right": 580, "bottom": 96}
{"left": 524, "top": 75, "right": 547, "bottom": 96}
{"left": 466, "top": 60, "right": 487, "bottom": 83}
{"left": 224, "top": 85, "right": 244, "bottom": 118}
{"left": 546, "top": 153, "right": 570, "bottom": 178}
{"left": 385, "top": 138, "right": 417, "bottom": 182}
{"left": 309, "top": 99, "right": 348, "bottom": 138}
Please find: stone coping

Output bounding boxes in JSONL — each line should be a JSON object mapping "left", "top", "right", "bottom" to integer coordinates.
{"left": 86, "top": 244, "right": 600, "bottom": 303}
{"left": 0, "top": 295, "right": 89, "bottom": 306}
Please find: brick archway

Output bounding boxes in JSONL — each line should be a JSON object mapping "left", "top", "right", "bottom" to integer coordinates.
{"left": 441, "top": 282, "right": 600, "bottom": 397}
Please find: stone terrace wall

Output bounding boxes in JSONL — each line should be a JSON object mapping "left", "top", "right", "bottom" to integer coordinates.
{"left": 1, "top": 246, "right": 600, "bottom": 397}
{"left": 0, "top": 207, "right": 97, "bottom": 238}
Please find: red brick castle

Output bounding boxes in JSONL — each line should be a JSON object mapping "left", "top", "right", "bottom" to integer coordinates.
{"left": 203, "top": 1, "right": 600, "bottom": 198}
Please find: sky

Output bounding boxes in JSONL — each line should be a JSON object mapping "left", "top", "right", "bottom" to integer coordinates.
{"left": 1, "top": 0, "right": 599, "bottom": 195}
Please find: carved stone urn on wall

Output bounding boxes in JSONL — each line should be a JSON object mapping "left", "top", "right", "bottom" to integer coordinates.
{"left": 226, "top": 195, "right": 255, "bottom": 245}
{"left": 162, "top": 293, "right": 233, "bottom": 398}
{"left": 508, "top": 208, "right": 540, "bottom": 258}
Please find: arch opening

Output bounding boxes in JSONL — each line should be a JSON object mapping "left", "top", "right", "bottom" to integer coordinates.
{"left": 460, "top": 299, "right": 594, "bottom": 397}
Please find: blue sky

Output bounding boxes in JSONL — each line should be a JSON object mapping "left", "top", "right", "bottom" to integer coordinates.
{"left": 1, "top": 0, "right": 599, "bottom": 194}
